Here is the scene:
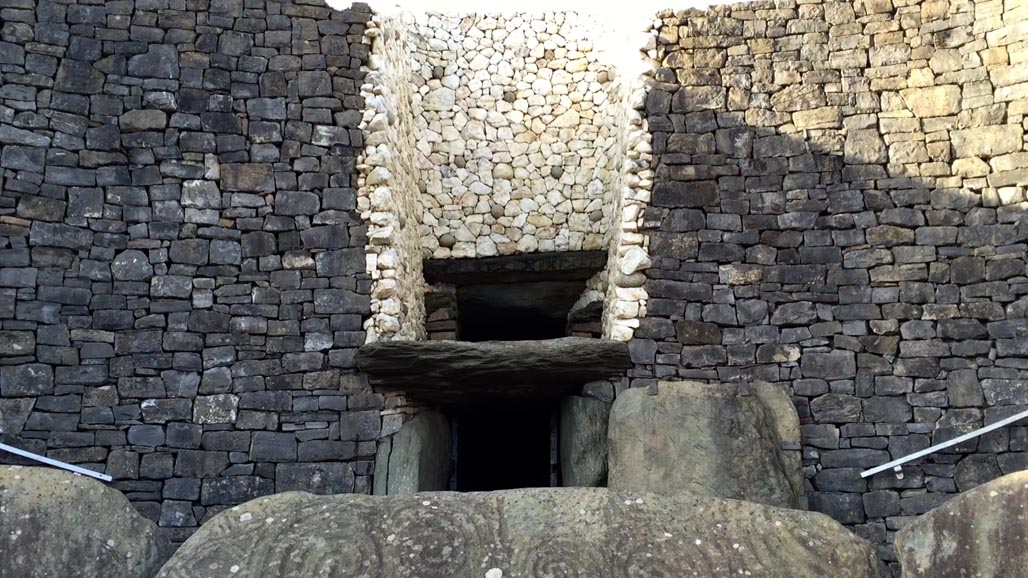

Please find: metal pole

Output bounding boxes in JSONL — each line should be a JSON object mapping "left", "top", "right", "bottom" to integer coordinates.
{"left": 861, "top": 407, "right": 1028, "bottom": 479}
{"left": 0, "top": 442, "right": 112, "bottom": 482}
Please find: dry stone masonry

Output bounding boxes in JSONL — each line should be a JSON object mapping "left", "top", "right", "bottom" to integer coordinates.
{"left": 1, "top": 0, "right": 1027, "bottom": 563}
{"left": 358, "top": 11, "right": 654, "bottom": 342}
{"left": 0, "top": 0, "right": 376, "bottom": 543}
{"left": 636, "top": 0, "right": 1028, "bottom": 566}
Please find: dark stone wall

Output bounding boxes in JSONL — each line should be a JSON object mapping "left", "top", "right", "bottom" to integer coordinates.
{"left": 0, "top": 0, "right": 374, "bottom": 542}
{"left": 637, "top": 0, "right": 1028, "bottom": 566}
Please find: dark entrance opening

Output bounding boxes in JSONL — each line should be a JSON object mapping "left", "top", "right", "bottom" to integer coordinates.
{"left": 421, "top": 251, "right": 609, "bottom": 342}
{"left": 456, "top": 281, "right": 583, "bottom": 341}
{"left": 451, "top": 404, "right": 556, "bottom": 491}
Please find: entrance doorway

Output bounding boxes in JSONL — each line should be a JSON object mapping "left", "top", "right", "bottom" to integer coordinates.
{"left": 450, "top": 404, "right": 557, "bottom": 491}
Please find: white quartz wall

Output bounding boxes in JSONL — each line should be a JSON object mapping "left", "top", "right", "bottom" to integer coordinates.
{"left": 600, "top": 77, "right": 653, "bottom": 342}
{"left": 409, "top": 13, "right": 626, "bottom": 259}
{"left": 359, "top": 16, "right": 427, "bottom": 342}
{"left": 358, "top": 10, "right": 653, "bottom": 342}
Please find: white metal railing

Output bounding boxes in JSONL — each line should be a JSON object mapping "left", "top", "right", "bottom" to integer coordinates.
{"left": 861, "top": 407, "right": 1028, "bottom": 479}
{"left": 0, "top": 442, "right": 112, "bottom": 482}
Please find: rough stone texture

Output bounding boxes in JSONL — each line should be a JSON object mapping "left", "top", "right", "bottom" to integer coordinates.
{"left": 3, "top": 0, "right": 1027, "bottom": 562}
{"left": 559, "top": 395, "right": 610, "bottom": 487}
{"left": 609, "top": 381, "right": 804, "bottom": 509}
{"left": 375, "top": 409, "right": 451, "bottom": 495}
{"left": 895, "top": 470, "right": 1028, "bottom": 578}
{"left": 640, "top": 0, "right": 1028, "bottom": 565}
{"left": 0, "top": 0, "right": 374, "bottom": 544}
{"left": 0, "top": 466, "right": 169, "bottom": 578}
{"left": 357, "top": 338, "right": 632, "bottom": 403}
{"left": 358, "top": 13, "right": 652, "bottom": 342}
{"left": 156, "top": 488, "right": 886, "bottom": 578}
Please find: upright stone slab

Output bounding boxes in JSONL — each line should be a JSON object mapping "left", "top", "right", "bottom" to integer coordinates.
{"left": 608, "top": 380, "right": 805, "bottom": 509}
{"left": 156, "top": 488, "right": 885, "bottom": 578}
{"left": 895, "top": 470, "right": 1028, "bottom": 578}
{"left": 377, "top": 409, "right": 451, "bottom": 495}
{"left": 559, "top": 395, "right": 610, "bottom": 486}
{"left": 0, "top": 466, "right": 169, "bottom": 578}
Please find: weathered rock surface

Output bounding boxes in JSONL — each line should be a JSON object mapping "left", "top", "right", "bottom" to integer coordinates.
{"left": 895, "top": 470, "right": 1028, "bottom": 578}
{"left": 608, "top": 381, "right": 805, "bottom": 509}
{"left": 559, "top": 396, "right": 610, "bottom": 486}
{"left": 375, "top": 409, "right": 451, "bottom": 495}
{"left": 421, "top": 251, "right": 608, "bottom": 284}
{"left": 157, "top": 488, "right": 884, "bottom": 578}
{"left": 0, "top": 466, "right": 169, "bottom": 578}
{"left": 357, "top": 338, "right": 632, "bottom": 403}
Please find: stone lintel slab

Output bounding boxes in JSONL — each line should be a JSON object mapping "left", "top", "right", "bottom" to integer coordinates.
{"left": 422, "top": 251, "right": 608, "bottom": 285}
{"left": 356, "top": 337, "right": 631, "bottom": 404}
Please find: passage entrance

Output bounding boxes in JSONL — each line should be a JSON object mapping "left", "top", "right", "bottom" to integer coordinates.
{"left": 450, "top": 404, "right": 556, "bottom": 491}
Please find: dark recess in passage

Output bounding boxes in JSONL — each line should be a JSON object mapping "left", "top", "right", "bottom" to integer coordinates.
{"left": 423, "top": 251, "right": 606, "bottom": 342}
{"left": 452, "top": 405, "right": 554, "bottom": 491}
{"left": 457, "top": 281, "right": 584, "bottom": 341}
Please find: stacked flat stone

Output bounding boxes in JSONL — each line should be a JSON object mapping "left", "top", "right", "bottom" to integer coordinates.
{"left": 638, "top": 0, "right": 1028, "bottom": 569}
{"left": 0, "top": 0, "right": 376, "bottom": 544}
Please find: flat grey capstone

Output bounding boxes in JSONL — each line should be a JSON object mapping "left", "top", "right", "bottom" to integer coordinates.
{"left": 356, "top": 337, "right": 632, "bottom": 403}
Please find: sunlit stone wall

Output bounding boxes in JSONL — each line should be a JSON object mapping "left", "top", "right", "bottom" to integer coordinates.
{"left": 358, "top": 11, "right": 653, "bottom": 342}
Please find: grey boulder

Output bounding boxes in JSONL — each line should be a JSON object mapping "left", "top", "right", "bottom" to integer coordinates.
{"left": 559, "top": 395, "right": 610, "bottom": 486}
{"left": 156, "top": 488, "right": 884, "bottom": 578}
{"left": 895, "top": 469, "right": 1028, "bottom": 578}
{"left": 608, "top": 380, "right": 805, "bottom": 509}
{"left": 0, "top": 466, "right": 169, "bottom": 578}
{"left": 374, "top": 409, "right": 451, "bottom": 495}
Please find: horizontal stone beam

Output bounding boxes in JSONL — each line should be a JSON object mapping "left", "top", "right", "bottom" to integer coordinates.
{"left": 357, "top": 337, "right": 631, "bottom": 404}
{"left": 422, "top": 251, "right": 608, "bottom": 285}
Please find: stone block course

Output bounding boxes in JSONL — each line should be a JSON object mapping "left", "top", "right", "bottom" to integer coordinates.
{"left": 0, "top": 0, "right": 373, "bottom": 543}
{"left": 641, "top": 0, "right": 1028, "bottom": 565}
{"left": 2, "top": 0, "right": 1026, "bottom": 561}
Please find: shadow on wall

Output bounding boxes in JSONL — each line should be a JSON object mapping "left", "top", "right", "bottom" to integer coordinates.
{"left": 634, "top": 0, "right": 1028, "bottom": 565}
{"left": 0, "top": 0, "right": 375, "bottom": 544}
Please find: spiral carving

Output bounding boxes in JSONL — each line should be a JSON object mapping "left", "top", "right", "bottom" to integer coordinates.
{"left": 620, "top": 547, "right": 678, "bottom": 578}
{"left": 381, "top": 497, "right": 503, "bottom": 578}
{"left": 158, "top": 495, "right": 384, "bottom": 578}
{"left": 512, "top": 538, "right": 608, "bottom": 578}
{"left": 156, "top": 490, "right": 882, "bottom": 578}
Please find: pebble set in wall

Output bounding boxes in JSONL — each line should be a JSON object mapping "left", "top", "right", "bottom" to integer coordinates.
{"left": 357, "top": 11, "right": 654, "bottom": 343}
